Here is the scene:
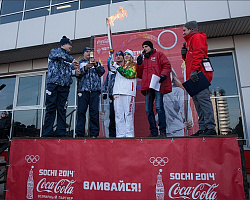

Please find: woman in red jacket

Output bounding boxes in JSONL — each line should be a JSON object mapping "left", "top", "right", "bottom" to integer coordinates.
{"left": 137, "top": 41, "right": 172, "bottom": 137}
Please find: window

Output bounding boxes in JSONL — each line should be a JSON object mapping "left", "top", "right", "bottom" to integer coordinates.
{"left": 80, "top": 0, "right": 109, "bottom": 9}
{"left": 16, "top": 75, "right": 42, "bottom": 106}
{"left": 52, "top": 0, "right": 70, "bottom": 4}
{"left": 24, "top": 8, "right": 49, "bottom": 20}
{"left": 0, "top": 76, "right": 15, "bottom": 110}
{"left": 0, "top": 13, "right": 22, "bottom": 24}
{"left": 112, "top": 0, "right": 127, "bottom": 3}
{"left": 0, "top": 0, "right": 129, "bottom": 24}
{"left": 12, "top": 110, "right": 41, "bottom": 137}
{"left": 209, "top": 53, "right": 241, "bottom": 135}
{"left": 210, "top": 53, "right": 238, "bottom": 96}
{"left": 51, "top": 1, "right": 79, "bottom": 14}
{"left": 25, "top": 0, "right": 50, "bottom": 10}
{"left": 0, "top": 0, "right": 24, "bottom": 15}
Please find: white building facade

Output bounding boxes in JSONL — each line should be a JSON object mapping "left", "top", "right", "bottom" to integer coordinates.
{"left": 0, "top": 0, "right": 249, "bottom": 147}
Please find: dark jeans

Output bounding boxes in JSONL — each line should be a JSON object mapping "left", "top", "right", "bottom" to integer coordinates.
{"left": 109, "top": 96, "right": 116, "bottom": 137}
{"left": 43, "top": 83, "right": 69, "bottom": 136}
{"left": 145, "top": 89, "right": 166, "bottom": 135}
{"left": 76, "top": 91, "right": 100, "bottom": 137}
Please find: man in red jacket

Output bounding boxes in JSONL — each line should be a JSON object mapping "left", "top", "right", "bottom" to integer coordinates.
{"left": 181, "top": 21, "right": 216, "bottom": 136}
{"left": 137, "top": 41, "right": 172, "bottom": 137}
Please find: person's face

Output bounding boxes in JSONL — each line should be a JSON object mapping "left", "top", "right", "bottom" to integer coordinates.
{"left": 183, "top": 27, "right": 192, "bottom": 36}
{"left": 61, "top": 43, "right": 72, "bottom": 52}
{"left": 1, "top": 113, "right": 6, "bottom": 118}
{"left": 115, "top": 54, "right": 124, "bottom": 63}
{"left": 124, "top": 53, "right": 132, "bottom": 62}
{"left": 84, "top": 50, "right": 91, "bottom": 60}
{"left": 142, "top": 45, "right": 151, "bottom": 54}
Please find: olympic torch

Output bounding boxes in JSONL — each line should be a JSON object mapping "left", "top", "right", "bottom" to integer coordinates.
{"left": 106, "top": 18, "right": 114, "bottom": 64}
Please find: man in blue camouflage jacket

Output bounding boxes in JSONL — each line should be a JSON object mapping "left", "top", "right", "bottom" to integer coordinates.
{"left": 76, "top": 47, "right": 105, "bottom": 138}
{"left": 43, "top": 36, "right": 79, "bottom": 137}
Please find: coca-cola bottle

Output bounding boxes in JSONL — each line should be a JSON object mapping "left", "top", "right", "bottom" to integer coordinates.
{"left": 156, "top": 169, "right": 164, "bottom": 200}
{"left": 26, "top": 166, "right": 34, "bottom": 199}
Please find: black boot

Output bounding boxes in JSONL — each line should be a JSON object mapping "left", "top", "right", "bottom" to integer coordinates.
{"left": 190, "top": 130, "right": 204, "bottom": 136}
{"left": 199, "top": 129, "right": 217, "bottom": 136}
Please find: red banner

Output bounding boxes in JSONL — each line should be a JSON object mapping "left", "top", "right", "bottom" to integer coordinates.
{"left": 6, "top": 138, "right": 245, "bottom": 199}
{"left": 95, "top": 27, "right": 199, "bottom": 137}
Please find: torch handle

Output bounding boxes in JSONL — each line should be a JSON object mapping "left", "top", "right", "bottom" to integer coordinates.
{"left": 106, "top": 18, "right": 114, "bottom": 64}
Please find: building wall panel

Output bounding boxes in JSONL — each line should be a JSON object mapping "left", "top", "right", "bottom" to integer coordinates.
{"left": 241, "top": 87, "right": 250, "bottom": 144}
{"left": 110, "top": 1, "right": 146, "bottom": 33}
{"left": 33, "top": 58, "right": 48, "bottom": 70}
{"left": 234, "top": 34, "right": 250, "bottom": 88}
{"left": 0, "top": 22, "right": 19, "bottom": 51}
{"left": 146, "top": 1, "right": 186, "bottom": 28}
{"left": 44, "top": 11, "right": 76, "bottom": 44}
{"left": 9, "top": 60, "right": 32, "bottom": 73}
{"left": 228, "top": 1, "right": 250, "bottom": 18}
{"left": 0, "top": 64, "right": 9, "bottom": 74}
{"left": 75, "top": 5, "right": 108, "bottom": 39}
{"left": 207, "top": 36, "right": 234, "bottom": 51}
{"left": 185, "top": 0, "right": 230, "bottom": 22}
{"left": 17, "top": 17, "right": 45, "bottom": 48}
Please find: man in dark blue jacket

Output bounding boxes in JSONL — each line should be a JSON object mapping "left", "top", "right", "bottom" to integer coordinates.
{"left": 76, "top": 47, "right": 105, "bottom": 138}
{"left": 43, "top": 36, "right": 79, "bottom": 137}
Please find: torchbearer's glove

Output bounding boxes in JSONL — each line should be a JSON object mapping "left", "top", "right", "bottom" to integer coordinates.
{"left": 103, "top": 94, "right": 107, "bottom": 100}
{"left": 159, "top": 75, "right": 167, "bottom": 83}
{"left": 190, "top": 71, "right": 199, "bottom": 82}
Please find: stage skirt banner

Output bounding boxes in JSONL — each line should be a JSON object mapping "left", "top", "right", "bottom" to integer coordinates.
{"left": 6, "top": 138, "right": 245, "bottom": 200}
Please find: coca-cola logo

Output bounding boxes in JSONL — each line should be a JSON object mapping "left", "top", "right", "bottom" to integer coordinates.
{"left": 36, "top": 178, "right": 76, "bottom": 194}
{"left": 168, "top": 182, "right": 219, "bottom": 200}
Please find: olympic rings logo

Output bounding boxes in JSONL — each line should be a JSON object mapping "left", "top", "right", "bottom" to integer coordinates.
{"left": 25, "top": 155, "right": 40, "bottom": 164}
{"left": 149, "top": 157, "right": 169, "bottom": 166}
{"left": 157, "top": 30, "right": 178, "bottom": 50}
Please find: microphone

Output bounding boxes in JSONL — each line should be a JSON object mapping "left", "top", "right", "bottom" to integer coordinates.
{"left": 183, "top": 41, "right": 186, "bottom": 48}
{"left": 0, "top": 84, "right": 6, "bottom": 91}
{"left": 141, "top": 50, "right": 146, "bottom": 55}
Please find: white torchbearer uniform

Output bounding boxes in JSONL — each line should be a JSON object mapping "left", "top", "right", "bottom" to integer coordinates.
{"left": 113, "top": 63, "right": 137, "bottom": 138}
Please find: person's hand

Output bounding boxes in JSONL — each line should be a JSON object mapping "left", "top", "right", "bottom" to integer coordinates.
{"left": 103, "top": 94, "right": 107, "bottom": 100}
{"left": 184, "top": 120, "right": 194, "bottom": 130}
{"left": 93, "top": 61, "right": 98, "bottom": 67}
{"left": 159, "top": 75, "right": 167, "bottom": 83}
{"left": 190, "top": 71, "right": 199, "bottom": 82}
{"left": 73, "top": 60, "right": 79, "bottom": 68}
{"left": 85, "top": 63, "right": 93, "bottom": 71}
{"left": 76, "top": 68, "right": 81, "bottom": 75}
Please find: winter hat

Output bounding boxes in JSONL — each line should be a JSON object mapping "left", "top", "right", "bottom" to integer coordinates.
{"left": 125, "top": 49, "right": 133, "bottom": 57}
{"left": 184, "top": 21, "right": 198, "bottom": 30}
{"left": 142, "top": 40, "right": 153, "bottom": 49}
{"left": 60, "top": 36, "right": 72, "bottom": 46}
{"left": 1, "top": 111, "right": 7, "bottom": 115}
{"left": 82, "top": 46, "right": 91, "bottom": 54}
{"left": 115, "top": 50, "right": 124, "bottom": 58}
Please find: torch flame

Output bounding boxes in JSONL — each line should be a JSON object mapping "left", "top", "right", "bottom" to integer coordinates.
{"left": 108, "top": 6, "right": 128, "bottom": 26}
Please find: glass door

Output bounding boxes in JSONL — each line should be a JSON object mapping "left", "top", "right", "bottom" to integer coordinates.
{"left": 12, "top": 72, "right": 46, "bottom": 138}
